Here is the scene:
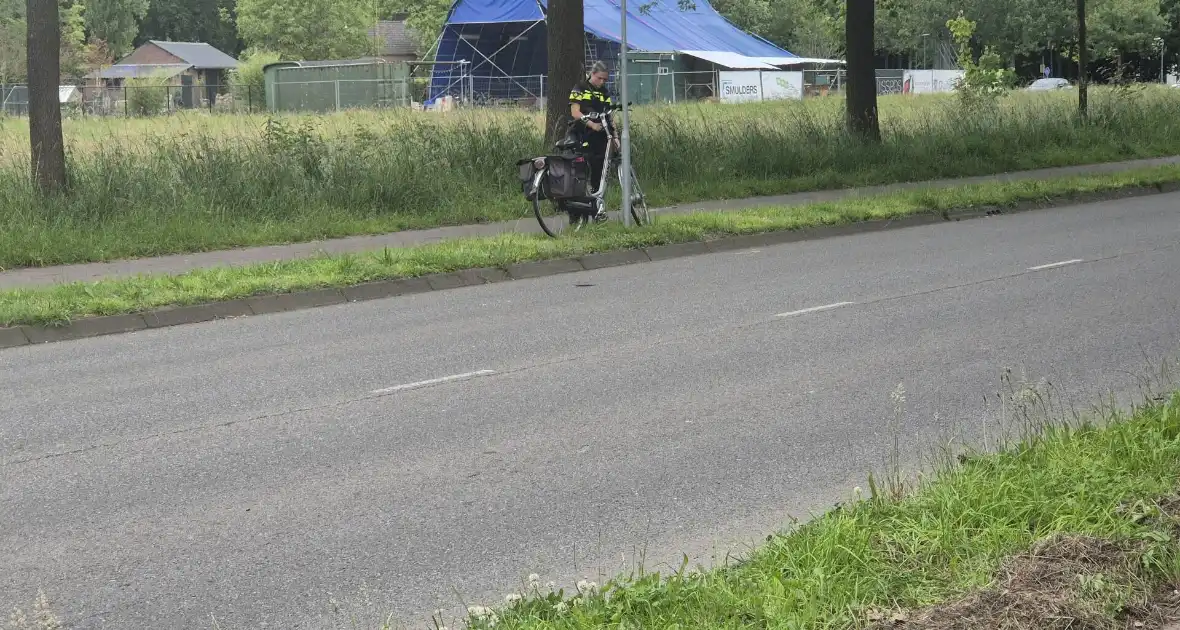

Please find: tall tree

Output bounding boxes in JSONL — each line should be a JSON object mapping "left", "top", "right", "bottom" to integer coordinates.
{"left": 26, "top": 0, "right": 67, "bottom": 193}
{"left": 236, "top": 0, "right": 374, "bottom": 60}
{"left": 844, "top": 0, "right": 879, "bottom": 141}
{"left": 1, "top": 20, "right": 25, "bottom": 84}
{"left": 138, "top": 0, "right": 242, "bottom": 56}
{"left": 84, "top": 0, "right": 149, "bottom": 57}
{"left": 1087, "top": 0, "right": 1166, "bottom": 62}
{"left": 1, "top": 0, "right": 26, "bottom": 83}
{"left": 546, "top": 0, "right": 584, "bottom": 144}
{"left": 58, "top": 0, "right": 88, "bottom": 78}
{"left": 871, "top": 0, "right": 1074, "bottom": 68}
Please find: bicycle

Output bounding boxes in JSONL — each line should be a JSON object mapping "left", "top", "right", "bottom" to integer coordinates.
{"left": 518, "top": 102, "right": 650, "bottom": 238}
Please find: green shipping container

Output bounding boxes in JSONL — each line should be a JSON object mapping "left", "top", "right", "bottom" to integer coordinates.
{"left": 621, "top": 52, "right": 678, "bottom": 105}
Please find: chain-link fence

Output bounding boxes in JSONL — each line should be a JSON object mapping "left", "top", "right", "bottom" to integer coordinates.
{"left": 1, "top": 84, "right": 28, "bottom": 116}
{"left": 267, "top": 78, "right": 412, "bottom": 113}
{"left": 2, "top": 69, "right": 932, "bottom": 119}
{"left": 2, "top": 83, "right": 269, "bottom": 117}
{"left": 78, "top": 84, "right": 267, "bottom": 116}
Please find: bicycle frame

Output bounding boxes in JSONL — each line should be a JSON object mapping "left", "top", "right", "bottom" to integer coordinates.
{"left": 532, "top": 104, "right": 627, "bottom": 217}
{"left": 526, "top": 102, "right": 647, "bottom": 237}
{"left": 563, "top": 107, "right": 620, "bottom": 214}
{"left": 592, "top": 108, "right": 620, "bottom": 205}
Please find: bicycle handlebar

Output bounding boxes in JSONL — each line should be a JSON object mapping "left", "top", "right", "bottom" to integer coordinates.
{"left": 581, "top": 101, "right": 634, "bottom": 118}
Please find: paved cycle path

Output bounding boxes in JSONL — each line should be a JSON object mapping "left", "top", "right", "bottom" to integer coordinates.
{"left": 2, "top": 155, "right": 1177, "bottom": 290}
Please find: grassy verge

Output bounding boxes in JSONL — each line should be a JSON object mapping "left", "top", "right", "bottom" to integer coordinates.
{"left": 4, "top": 164, "right": 1180, "bottom": 328}
{"left": 2, "top": 86, "right": 1180, "bottom": 269}
{"left": 446, "top": 384, "right": 1180, "bottom": 630}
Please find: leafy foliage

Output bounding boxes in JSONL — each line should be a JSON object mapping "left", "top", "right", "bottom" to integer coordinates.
{"left": 84, "top": 0, "right": 150, "bottom": 56}
{"left": 0, "top": 13, "right": 24, "bottom": 84}
{"left": 227, "top": 48, "right": 278, "bottom": 109}
{"left": 1088, "top": 0, "right": 1168, "bottom": 58}
{"left": 377, "top": 0, "right": 448, "bottom": 53}
{"left": 235, "top": 0, "right": 374, "bottom": 60}
{"left": 137, "top": 0, "right": 242, "bottom": 57}
{"left": 125, "top": 74, "right": 170, "bottom": 116}
{"left": 946, "top": 12, "right": 1017, "bottom": 109}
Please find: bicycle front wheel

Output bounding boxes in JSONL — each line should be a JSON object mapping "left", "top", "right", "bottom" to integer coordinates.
{"left": 617, "top": 163, "right": 650, "bottom": 226}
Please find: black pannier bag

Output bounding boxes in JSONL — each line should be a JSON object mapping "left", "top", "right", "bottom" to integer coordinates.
{"left": 544, "top": 154, "right": 592, "bottom": 200}
{"left": 517, "top": 158, "right": 548, "bottom": 201}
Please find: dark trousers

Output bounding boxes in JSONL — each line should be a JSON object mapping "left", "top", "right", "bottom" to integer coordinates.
{"left": 582, "top": 130, "right": 608, "bottom": 194}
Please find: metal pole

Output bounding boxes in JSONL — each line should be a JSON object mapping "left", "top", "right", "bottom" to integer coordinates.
{"left": 620, "top": 0, "right": 633, "bottom": 226}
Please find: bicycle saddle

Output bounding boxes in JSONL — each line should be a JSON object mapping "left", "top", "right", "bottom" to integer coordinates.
{"left": 554, "top": 131, "right": 581, "bottom": 151}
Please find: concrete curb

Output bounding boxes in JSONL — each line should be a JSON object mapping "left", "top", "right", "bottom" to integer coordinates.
{"left": 0, "top": 183, "right": 1171, "bottom": 351}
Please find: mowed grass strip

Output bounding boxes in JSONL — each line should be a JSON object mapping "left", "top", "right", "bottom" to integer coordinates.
{"left": 3, "top": 86, "right": 1180, "bottom": 269}
{"left": 2, "top": 166, "right": 1177, "bottom": 328}
{"left": 457, "top": 389, "right": 1180, "bottom": 630}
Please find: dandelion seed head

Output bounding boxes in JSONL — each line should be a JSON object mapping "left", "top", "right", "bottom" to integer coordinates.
{"left": 890, "top": 382, "right": 907, "bottom": 406}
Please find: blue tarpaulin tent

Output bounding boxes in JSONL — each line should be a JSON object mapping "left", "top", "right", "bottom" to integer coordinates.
{"left": 426, "top": 0, "right": 800, "bottom": 103}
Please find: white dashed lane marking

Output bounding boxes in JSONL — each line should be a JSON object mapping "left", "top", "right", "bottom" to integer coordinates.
{"left": 775, "top": 302, "right": 856, "bottom": 318}
{"left": 1028, "top": 259, "right": 1083, "bottom": 271}
{"left": 370, "top": 370, "right": 497, "bottom": 395}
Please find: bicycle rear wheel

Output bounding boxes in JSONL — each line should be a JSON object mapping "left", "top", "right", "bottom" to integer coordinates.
{"left": 533, "top": 196, "right": 565, "bottom": 238}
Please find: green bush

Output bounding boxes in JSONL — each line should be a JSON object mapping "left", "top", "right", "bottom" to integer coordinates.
{"left": 947, "top": 13, "right": 1019, "bottom": 111}
{"left": 229, "top": 49, "right": 281, "bottom": 112}
{"left": 125, "top": 75, "right": 171, "bottom": 117}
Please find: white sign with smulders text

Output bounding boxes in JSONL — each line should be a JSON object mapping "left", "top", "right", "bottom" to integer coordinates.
{"left": 719, "top": 71, "right": 762, "bottom": 103}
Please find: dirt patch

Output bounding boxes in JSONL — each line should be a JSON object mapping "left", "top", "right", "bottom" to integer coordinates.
{"left": 866, "top": 534, "right": 1180, "bottom": 630}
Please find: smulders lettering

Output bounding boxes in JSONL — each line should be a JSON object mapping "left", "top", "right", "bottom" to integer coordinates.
{"left": 723, "top": 84, "right": 759, "bottom": 96}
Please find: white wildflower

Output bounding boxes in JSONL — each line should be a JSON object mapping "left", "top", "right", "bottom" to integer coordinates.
{"left": 890, "top": 382, "right": 906, "bottom": 407}
{"left": 504, "top": 593, "right": 522, "bottom": 604}
{"left": 576, "top": 579, "right": 598, "bottom": 594}
{"left": 553, "top": 601, "right": 569, "bottom": 614}
{"left": 527, "top": 573, "right": 540, "bottom": 585}
{"left": 10, "top": 606, "right": 28, "bottom": 629}
{"left": 467, "top": 605, "right": 493, "bottom": 619}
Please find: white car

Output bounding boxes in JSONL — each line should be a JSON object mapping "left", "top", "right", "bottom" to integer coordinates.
{"left": 1027, "top": 77, "right": 1072, "bottom": 90}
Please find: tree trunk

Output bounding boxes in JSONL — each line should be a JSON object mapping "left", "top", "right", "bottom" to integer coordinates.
{"left": 844, "top": 0, "right": 879, "bottom": 142}
{"left": 1077, "top": 0, "right": 1088, "bottom": 118}
{"left": 545, "top": 0, "right": 585, "bottom": 145}
{"left": 27, "top": 0, "right": 67, "bottom": 194}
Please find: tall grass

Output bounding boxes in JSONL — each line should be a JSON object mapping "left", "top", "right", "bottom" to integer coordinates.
{"left": 455, "top": 383, "right": 1180, "bottom": 630}
{"left": 2, "top": 85, "right": 1179, "bottom": 269}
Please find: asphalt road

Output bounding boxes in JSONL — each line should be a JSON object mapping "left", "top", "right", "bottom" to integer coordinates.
{"left": 3, "top": 194, "right": 1180, "bottom": 629}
